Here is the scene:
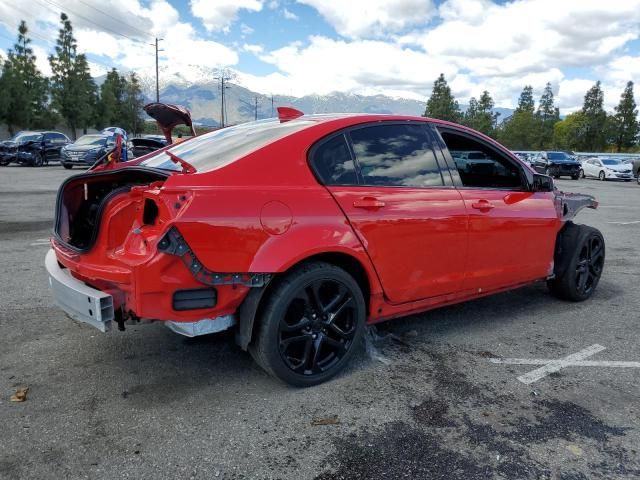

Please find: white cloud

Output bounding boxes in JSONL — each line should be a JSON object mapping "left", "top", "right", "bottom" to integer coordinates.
{"left": 240, "top": 35, "right": 454, "bottom": 97}
{"left": 296, "top": 0, "right": 434, "bottom": 38}
{"left": 242, "top": 43, "right": 264, "bottom": 54}
{"left": 190, "top": 0, "right": 264, "bottom": 32}
{"left": 283, "top": 8, "right": 299, "bottom": 20}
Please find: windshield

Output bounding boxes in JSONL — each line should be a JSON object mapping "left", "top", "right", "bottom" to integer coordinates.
{"left": 140, "top": 118, "right": 316, "bottom": 172}
{"left": 16, "top": 133, "right": 42, "bottom": 143}
{"left": 602, "top": 159, "right": 621, "bottom": 165}
{"left": 74, "top": 135, "right": 107, "bottom": 147}
{"left": 548, "top": 152, "right": 571, "bottom": 160}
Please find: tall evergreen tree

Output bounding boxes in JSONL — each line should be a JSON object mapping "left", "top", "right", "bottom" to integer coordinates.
{"left": 49, "top": 13, "right": 97, "bottom": 139}
{"left": 120, "top": 72, "right": 145, "bottom": 135}
{"left": 95, "top": 68, "right": 124, "bottom": 129}
{"left": 463, "top": 90, "right": 498, "bottom": 137}
{"left": 610, "top": 81, "right": 639, "bottom": 152}
{"left": 498, "top": 86, "right": 537, "bottom": 149}
{"left": 535, "top": 82, "right": 560, "bottom": 149}
{"left": 515, "top": 85, "right": 535, "bottom": 113}
{"left": 580, "top": 81, "right": 607, "bottom": 151}
{"left": 0, "top": 21, "right": 50, "bottom": 135}
{"left": 424, "top": 73, "right": 460, "bottom": 122}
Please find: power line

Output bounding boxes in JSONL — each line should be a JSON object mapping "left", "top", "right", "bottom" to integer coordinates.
{"left": 74, "top": 0, "right": 153, "bottom": 40}
{"left": 34, "top": 0, "right": 149, "bottom": 45}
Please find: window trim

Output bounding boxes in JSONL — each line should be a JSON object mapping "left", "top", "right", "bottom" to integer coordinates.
{"left": 307, "top": 120, "right": 450, "bottom": 189}
{"left": 432, "top": 125, "right": 530, "bottom": 192}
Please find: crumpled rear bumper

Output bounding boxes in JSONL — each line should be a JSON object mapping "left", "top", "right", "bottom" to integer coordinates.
{"left": 46, "top": 249, "right": 115, "bottom": 332}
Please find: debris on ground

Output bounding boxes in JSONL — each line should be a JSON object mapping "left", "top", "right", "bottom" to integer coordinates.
{"left": 364, "top": 326, "right": 392, "bottom": 365}
{"left": 10, "top": 386, "right": 29, "bottom": 402}
{"left": 311, "top": 415, "right": 340, "bottom": 426}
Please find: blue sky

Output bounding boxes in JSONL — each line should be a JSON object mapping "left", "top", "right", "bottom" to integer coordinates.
{"left": 0, "top": 0, "right": 639, "bottom": 113}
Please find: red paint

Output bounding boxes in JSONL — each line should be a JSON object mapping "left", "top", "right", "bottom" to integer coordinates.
{"left": 51, "top": 113, "right": 564, "bottom": 327}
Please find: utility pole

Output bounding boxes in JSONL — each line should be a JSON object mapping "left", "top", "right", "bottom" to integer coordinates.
{"left": 254, "top": 96, "right": 258, "bottom": 120}
{"left": 152, "top": 37, "right": 164, "bottom": 103}
{"left": 271, "top": 95, "right": 274, "bottom": 117}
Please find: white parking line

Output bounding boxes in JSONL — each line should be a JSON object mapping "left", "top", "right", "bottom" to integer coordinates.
{"left": 489, "top": 344, "right": 640, "bottom": 384}
{"left": 607, "top": 221, "right": 640, "bottom": 225}
{"left": 30, "top": 238, "right": 51, "bottom": 247}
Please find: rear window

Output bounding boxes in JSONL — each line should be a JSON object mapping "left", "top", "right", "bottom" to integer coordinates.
{"left": 140, "top": 118, "right": 316, "bottom": 172}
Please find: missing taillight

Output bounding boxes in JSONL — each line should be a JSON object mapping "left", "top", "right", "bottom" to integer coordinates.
{"left": 143, "top": 199, "right": 159, "bottom": 225}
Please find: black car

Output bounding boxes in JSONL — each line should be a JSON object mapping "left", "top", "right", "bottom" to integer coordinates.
{"left": 60, "top": 134, "right": 117, "bottom": 169}
{"left": 1, "top": 131, "right": 70, "bottom": 166}
{"left": 14, "top": 131, "right": 71, "bottom": 166}
{"left": 532, "top": 151, "right": 581, "bottom": 179}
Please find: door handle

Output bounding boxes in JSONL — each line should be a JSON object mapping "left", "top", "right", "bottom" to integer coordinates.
{"left": 471, "top": 200, "right": 495, "bottom": 210}
{"left": 353, "top": 197, "right": 385, "bottom": 209}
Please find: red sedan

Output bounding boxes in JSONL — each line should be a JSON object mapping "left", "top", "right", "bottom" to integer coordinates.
{"left": 46, "top": 105, "right": 604, "bottom": 386}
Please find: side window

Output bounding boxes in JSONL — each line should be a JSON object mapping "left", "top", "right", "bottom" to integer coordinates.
{"left": 54, "top": 133, "right": 67, "bottom": 143}
{"left": 43, "top": 133, "right": 53, "bottom": 142}
{"left": 349, "top": 124, "right": 443, "bottom": 187}
{"left": 310, "top": 134, "right": 357, "bottom": 185}
{"left": 439, "top": 130, "right": 523, "bottom": 189}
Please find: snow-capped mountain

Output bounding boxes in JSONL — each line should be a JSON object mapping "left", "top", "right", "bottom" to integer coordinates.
{"left": 134, "top": 71, "right": 513, "bottom": 126}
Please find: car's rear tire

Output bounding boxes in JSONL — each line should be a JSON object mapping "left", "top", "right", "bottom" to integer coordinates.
{"left": 249, "top": 261, "right": 366, "bottom": 387}
{"left": 32, "top": 153, "right": 44, "bottom": 167}
{"left": 547, "top": 223, "right": 605, "bottom": 302}
{"left": 579, "top": 168, "right": 584, "bottom": 179}
{"left": 62, "top": 163, "right": 72, "bottom": 170}
{"left": 598, "top": 171, "right": 606, "bottom": 181}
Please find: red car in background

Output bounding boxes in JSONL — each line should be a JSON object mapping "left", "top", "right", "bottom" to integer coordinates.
{"left": 46, "top": 105, "right": 604, "bottom": 386}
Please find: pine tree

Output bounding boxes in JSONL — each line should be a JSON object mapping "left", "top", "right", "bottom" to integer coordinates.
{"left": 580, "top": 81, "right": 607, "bottom": 151}
{"left": 463, "top": 90, "right": 498, "bottom": 137}
{"left": 424, "top": 74, "right": 460, "bottom": 122}
{"left": 498, "top": 86, "right": 537, "bottom": 149}
{"left": 95, "top": 68, "right": 123, "bottom": 129}
{"left": 535, "top": 83, "right": 560, "bottom": 149}
{"left": 0, "top": 21, "right": 50, "bottom": 135}
{"left": 121, "top": 72, "right": 145, "bottom": 135}
{"left": 610, "top": 81, "right": 639, "bottom": 152}
{"left": 516, "top": 85, "right": 535, "bottom": 113}
{"left": 49, "top": 13, "right": 97, "bottom": 139}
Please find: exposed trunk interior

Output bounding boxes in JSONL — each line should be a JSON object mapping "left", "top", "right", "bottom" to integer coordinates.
{"left": 55, "top": 167, "right": 170, "bottom": 252}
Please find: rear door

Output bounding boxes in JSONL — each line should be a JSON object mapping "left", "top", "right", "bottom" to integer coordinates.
{"left": 310, "top": 122, "right": 468, "bottom": 304}
{"left": 434, "top": 126, "right": 560, "bottom": 293}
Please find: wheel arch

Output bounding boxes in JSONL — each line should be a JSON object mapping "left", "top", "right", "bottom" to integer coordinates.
{"left": 236, "top": 250, "right": 378, "bottom": 351}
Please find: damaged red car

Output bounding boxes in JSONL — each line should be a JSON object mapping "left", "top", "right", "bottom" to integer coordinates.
{"left": 46, "top": 104, "right": 605, "bottom": 386}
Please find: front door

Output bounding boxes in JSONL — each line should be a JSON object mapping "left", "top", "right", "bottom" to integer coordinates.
{"left": 437, "top": 127, "right": 560, "bottom": 293}
{"left": 310, "top": 123, "right": 469, "bottom": 304}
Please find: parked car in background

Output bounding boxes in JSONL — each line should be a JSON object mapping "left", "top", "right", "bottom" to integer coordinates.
{"left": 512, "top": 151, "right": 534, "bottom": 165}
{"left": 580, "top": 157, "right": 634, "bottom": 181}
{"left": 532, "top": 151, "right": 581, "bottom": 179}
{"left": 46, "top": 106, "right": 604, "bottom": 387}
{"left": 15, "top": 131, "right": 71, "bottom": 166}
{"left": 60, "top": 134, "right": 116, "bottom": 169}
{"left": 130, "top": 135, "right": 168, "bottom": 158}
{"left": 0, "top": 131, "right": 70, "bottom": 166}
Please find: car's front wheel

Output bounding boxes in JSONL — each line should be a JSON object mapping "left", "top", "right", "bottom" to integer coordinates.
{"left": 62, "top": 163, "right": 72, "bottom": 170}
{"left": 250, "top": 261, "right": 366, "bottom": 387}
{"left": 599, "top": 170, "right": 606, "bottom": 181}
{"left": 548, "top": 223, "right": 605, "bottom": 302}
{"left": 579, "top": 168, "right": 585, "bottom": 178}
{"left": 32, "top": 153, "right": 44, "bottom": 167}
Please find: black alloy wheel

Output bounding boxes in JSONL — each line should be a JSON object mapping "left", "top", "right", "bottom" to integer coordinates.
{"left": 250, "top": 262, "right": 366, "bottom": 387}
{"left": 574, "top": 235, "right": 604, "bottom": 297}
{"left": 548, "top": 223, "right": 605, "bottom": 302}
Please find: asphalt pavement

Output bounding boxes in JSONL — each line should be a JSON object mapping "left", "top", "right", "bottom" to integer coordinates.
{"left": 1, "top": 164, "right": 639, "bottom": 479}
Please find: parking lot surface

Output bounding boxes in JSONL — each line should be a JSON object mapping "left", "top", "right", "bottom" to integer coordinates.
{"left": 1, "top": 165, "right": 639, "bottom": 479}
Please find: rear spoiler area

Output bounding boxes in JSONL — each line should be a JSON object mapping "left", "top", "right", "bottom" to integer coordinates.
{"left": 144, "top": 103, "right": 196, "bottom": 144}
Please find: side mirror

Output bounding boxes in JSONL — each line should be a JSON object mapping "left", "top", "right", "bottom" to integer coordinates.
{"left": 532, "top": 173, "right": 554, "bottom": 192}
